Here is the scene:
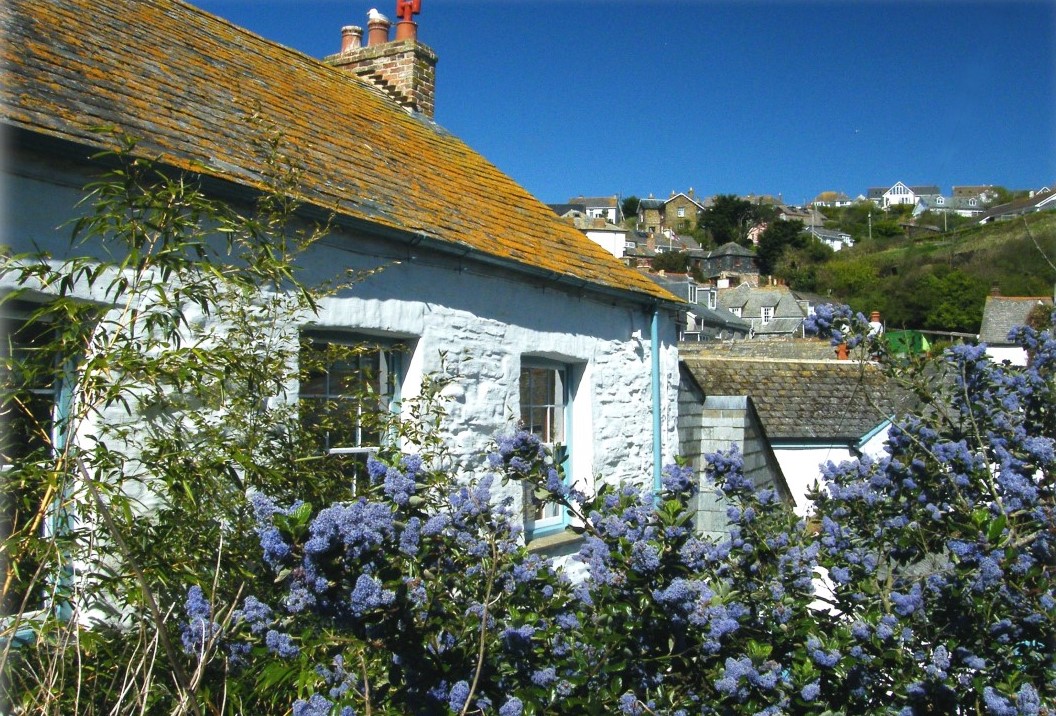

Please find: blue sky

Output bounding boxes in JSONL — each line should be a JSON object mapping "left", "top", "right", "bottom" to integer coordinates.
{"left": 195, "top": 0, "right": 1055, "bottom": 206}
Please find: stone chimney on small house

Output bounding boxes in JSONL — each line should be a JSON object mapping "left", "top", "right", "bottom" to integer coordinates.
{"left": 324, "top": 2, "right": 438, "bottom": 118}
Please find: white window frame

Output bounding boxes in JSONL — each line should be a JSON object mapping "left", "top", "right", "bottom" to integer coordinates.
{"left": 761, "top": 306, "right": 775, "bottom": 324}
{"left": 298, "top": 332, "right": 407, "bottom": 480}
{"left": 519, "top": 361, "right": 571, "bottom": 535}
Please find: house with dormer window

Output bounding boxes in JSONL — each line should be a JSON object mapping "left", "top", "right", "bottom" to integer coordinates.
{"left": 1, "top": 0, "right": 685, "bottom": 582}
{"left": 866, "top": 182, "right": 941, "bottom": 209}
{"left": 717, "top": 284, "right": 808, "bottom": 338}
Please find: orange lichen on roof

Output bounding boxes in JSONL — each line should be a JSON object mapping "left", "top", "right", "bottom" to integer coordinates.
{"left": 1, "top": 0, "right": 678, "bottom": 304}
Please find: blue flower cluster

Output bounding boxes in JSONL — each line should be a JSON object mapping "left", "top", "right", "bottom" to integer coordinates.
{"left": 179, "top": 585, "right": 219, "bottom": 656}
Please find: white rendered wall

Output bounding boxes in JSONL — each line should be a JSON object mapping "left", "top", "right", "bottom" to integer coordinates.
{"left": 985, "top": 346, "right": 1028, "bottom": 366}
{"left": 584, "top": 228, "right": 627, "bottom": 259}
{"left": 4, "top": 157, "right": 681, "bottom": 523}
{"left": 773, "top": 427, "right": 890, "bottom": 516}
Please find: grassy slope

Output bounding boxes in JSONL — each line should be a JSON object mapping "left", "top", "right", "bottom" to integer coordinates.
{"left": 814, "top": 212, "right": 1056, "bottom": 332}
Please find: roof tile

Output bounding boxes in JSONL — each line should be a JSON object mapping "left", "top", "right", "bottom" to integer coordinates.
{"left": 1, "top": 0, "right": 677, "bottom": 304}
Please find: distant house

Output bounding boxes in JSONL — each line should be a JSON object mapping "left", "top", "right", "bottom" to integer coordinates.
{"left": 913, "top": 193, "right": 986, "bottom": 218}
{"left": 622, "top": 231, "right": 703, "bottom": 269}
{"left": 804, "top": 226, "right": 853, "bottom": 251}
{"left": 977, "top": 189, "right": 1056, "bottom": 224}
{"left": 866, "top": 182, "right": 941, "bottom": 209}
{"left": 810, "top": 191, "right": 853, "bottom": 208}
{"left": 578, "top": 218, "right": 631, "bottom": 260}
{"left": 643, "top": 272, "right": 751, "bottom": 342}
{"left": 699, "top": 243, "right": 760, "bottom": 287}
{"left": 548, "top": 202, "right": 587, "bottom": 219}
{"left": 952, "top": 185, "right": 999, "bottom": 204}
{"left": 567, "top": 195, "right": 622, "bottom": 224}
{"left": 979, "top": 295, "right": 1053, "bottom": 365}
{"left": 637, "top": 196, "right": 665, "bottom": 235}
{"left": 663, "top": 190, "right": 707, "bottom": 233}
{"left": 776, "top": 205, "right": 825, "bottom": 226}
{"left": 717, "top": 283, "right": 808, "bottom": 338}
{"left": 680, "top": 355, "right": 907, "bottom": 520}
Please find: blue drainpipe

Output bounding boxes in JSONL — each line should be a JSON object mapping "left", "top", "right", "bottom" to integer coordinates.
{"left": 651, "top": 308, "right": 662, "bottom": 495}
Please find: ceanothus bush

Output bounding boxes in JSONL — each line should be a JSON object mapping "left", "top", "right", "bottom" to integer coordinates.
{"left": 179, "top": 305, "right": 1053, "bottom": 715}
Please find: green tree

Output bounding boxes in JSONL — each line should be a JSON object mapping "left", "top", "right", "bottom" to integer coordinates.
{"left": 756, "top": 219, "right": 804, "bottom": 275}
{"left": 621, "top": 195, "right": 640, "bottom": 221}
{"left": 650, "top": 250, "right": 690, "bottom": 274}
{"left": 700, "top": 194, "right": 757, "bottom": 246}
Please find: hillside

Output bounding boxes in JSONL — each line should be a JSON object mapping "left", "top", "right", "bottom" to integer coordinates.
{"left": 811, "top": 212, "right": 1056, "bottom": 333}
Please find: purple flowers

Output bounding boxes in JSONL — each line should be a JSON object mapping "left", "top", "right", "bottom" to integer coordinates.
{"left": 179, "top": 585, "right": 219, "bottom": 655}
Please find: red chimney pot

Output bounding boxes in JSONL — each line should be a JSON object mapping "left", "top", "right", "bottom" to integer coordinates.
{"left": 340, "top": 25, "right": 363, "bottom": 53}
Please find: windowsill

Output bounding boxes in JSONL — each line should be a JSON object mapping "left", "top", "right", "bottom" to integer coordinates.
{"left": 526, "top": 527, "right": 584, "bottom": 557}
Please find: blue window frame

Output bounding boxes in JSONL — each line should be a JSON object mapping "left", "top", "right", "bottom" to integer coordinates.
{"left": 1, "top": 305, "right": 76, "bottom": 629}
{"left": 519, "top": 362, "right": 571, "bottom": 535}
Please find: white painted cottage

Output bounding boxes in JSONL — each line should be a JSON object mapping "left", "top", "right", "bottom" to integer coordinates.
{"left": 0, "top": 0, "right": 684, "bottom": 547}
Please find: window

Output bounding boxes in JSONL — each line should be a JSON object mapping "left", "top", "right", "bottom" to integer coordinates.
{"left": 519, "top": 363, "right": 569, "bottom": 534}
{"left": 730, "top": 306, "right": 742, "bottom": 318}
{"left": 706, "top": 290, "right": 717, "bottom": 310}
{"left": 299, "top": 334, "right": 405, "bottom": 486}
{"left": 1, "top": 307, "right": 74, "bottom": 617}
{"left": 687, "top": 284, "right": 698, "bottom": 304}
{"left": 761, "top": 306, "right": 774, "bottom": 324}
{"left": 677, "top": 207, "right": 686, "bottom": 218}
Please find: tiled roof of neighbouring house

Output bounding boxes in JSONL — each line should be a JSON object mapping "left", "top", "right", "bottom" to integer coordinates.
{"left": 978, "top": 296, "right": 1053, "bottom": 345}
{"left": 1, "top": 0, "right": 677, "bottom": 305}
{"left": 681, "top": 356, "right": 907, "bottom": 441}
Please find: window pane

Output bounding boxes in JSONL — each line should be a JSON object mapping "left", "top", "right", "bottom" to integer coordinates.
{"left": 299, "top": 337, "right": 404, "bottom": 488}
{"left": 1, "top": 314, "right": 63, "bottom": 616}
{"left": 519, "top": 363, "right": 569, "bottom": 533}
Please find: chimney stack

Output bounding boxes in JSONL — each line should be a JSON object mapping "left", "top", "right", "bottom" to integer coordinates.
{"left": 324, "top": 2, "right": 438, "bottom": 118}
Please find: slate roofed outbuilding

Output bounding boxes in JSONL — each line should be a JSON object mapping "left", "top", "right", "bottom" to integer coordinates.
{"left": 0, "top": 0, "right": 678, "bottom": 306}
{"left": 681, "top": 356, "right": 904, "bottom": 441}
{"left": 979, "top": 296, "right": 1053, "bottom": 345}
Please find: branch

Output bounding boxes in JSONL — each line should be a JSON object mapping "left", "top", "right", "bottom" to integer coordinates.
{"left": 75, "top": 456, "right": 203, "bottom": 716}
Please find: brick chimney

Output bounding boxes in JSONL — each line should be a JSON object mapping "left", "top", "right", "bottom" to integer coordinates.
{"left": 324, "top": 3, "right": 438, "bottom": 118}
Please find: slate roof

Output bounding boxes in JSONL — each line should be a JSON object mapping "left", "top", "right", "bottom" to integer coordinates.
{"left": 977, "top": 189, "right": 1056, "bottom": 223}
{"left": 568, "top": 195, "right": 618, "bottom": 208}
{"left": 805, "top": 227, "right": 852, "bottom": 242}
{"left": 644, "top": 273, "right": 749, "bottom": 335}
{"left": 1, "top": 0, "right": 677, "bottom": 305}
{"left": 681, "top": 356, "right": 904, "bottom": 441}
{"left": 979, "top": 296, "right": 1053, "bottom": 344}
{"left": 718, "top": 284, "right": 807, "bottom": 336}
{"left": 706, "top": 242, "right": 755, "bottom": 259}
{"left": 549, "top": 203, "right": 586, "bottom": 217}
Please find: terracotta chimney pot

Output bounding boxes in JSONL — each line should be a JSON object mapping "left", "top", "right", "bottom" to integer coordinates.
{"left": 340, "top": 25, "right": 363, "bottom": 53}
{"left": 367, "top": 11, "right": 391, "bottom": 45}
{"left": 394, "top": 20, "right": 417, "bottom": 41}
